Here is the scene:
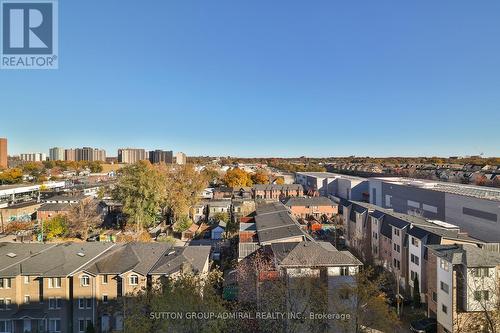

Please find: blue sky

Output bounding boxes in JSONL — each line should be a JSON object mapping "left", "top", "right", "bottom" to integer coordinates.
{"left": 1, "top": 0, "right": 499, "bottom": 157}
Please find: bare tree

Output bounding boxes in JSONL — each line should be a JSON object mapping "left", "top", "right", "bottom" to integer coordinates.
{"left": 333, "top": 267, "right": 400, "bottom": 333}
{"left": 455, "top": 267, "right": 500, "bottom": 333}
{"left": 235, "top": 251, "right": 329, "bottom": 333}
{"left": 66, "top": 199, "right": 102, "bottom": 240}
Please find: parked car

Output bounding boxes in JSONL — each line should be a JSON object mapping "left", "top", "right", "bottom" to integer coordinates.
{"left": 410, "top": 318, "right": 437, "bottom": 333}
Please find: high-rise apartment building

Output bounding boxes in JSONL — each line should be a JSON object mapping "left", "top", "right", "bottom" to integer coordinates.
{"left": 64, "top": 147, "right": 106, "bottom": 162}
{"left": 64, "top": 149, "right": 76, "bottom": 161}
{"left": 174, "top": 152, "right": 187, "bottom": 165}
{"left": 117, "top": 148, "right": 147, "bottom": 164}
{"left": 20, "top": 153, "right": 46, "bottom": 162}
{"left": 49, "top": 147, "right": 65, "bottom": 161}
{"left": 148, "top": 150, "right": 173, "bottom": 164}
{"left": 0, "top": 138, "right": 6, "bottom": 169}
{"left": 76, "top": 147, "right": 106, "bottom": 162}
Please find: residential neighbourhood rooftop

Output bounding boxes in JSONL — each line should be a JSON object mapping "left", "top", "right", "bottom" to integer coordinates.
{"left": 37, "top": 202, "right": 72, "bottom": 211}
{"left": 284, "top": 196, "right": 337, "bottom": 207}
{"left": 270, "top": 241, "right": 362, "bottom": 267}
{"left": 0, "top": 242, "right": 115, "bottom": 277}
{"left": 151, "top": 245, "right": 211, "bottom": 275}
{"left": 253, "top": 184, "right": 303, "bottom": 191}
{"left": 254, "top": 202, "right": 309, "bottom": 243}
{"left": 427, "top": 244, "right": 500, "bottom": 267}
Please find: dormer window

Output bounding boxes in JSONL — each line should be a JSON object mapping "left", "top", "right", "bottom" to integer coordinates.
{"left": 80, "top": 275, "right": 90, "bottom": 287}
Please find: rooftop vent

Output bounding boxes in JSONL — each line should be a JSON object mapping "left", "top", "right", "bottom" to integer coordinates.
{"left": 6, "top": 252, "right": 17, "bottom": 258}
{"left": 77, "top": 252, "right": 85, "bottom": 257}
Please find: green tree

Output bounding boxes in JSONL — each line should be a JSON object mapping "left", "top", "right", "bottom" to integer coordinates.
{"left": 413, "top": 276, "right": 421, "bottom": 308}
{"left": 42, "top": 160, "right": 55, "bottom": 169}
{"left": 44, "top": 215, "right": 68, "bottom": 240}
{"left": 112, "top": 161, "right": 165, "bottom": 233}
{"left": 212, "top": 212, "right": 229, "bottom": 223}
{"left": 161, "top": 164, "right": 208, "bottom": 220}
{"left": 201, "top": 166, "right": 222, "bottom": 185}
{"left": 88, "top": 161, "right": 103, "bottom": 173}
{"left": 172, "top": 215, "right": 193, "bottom": 233}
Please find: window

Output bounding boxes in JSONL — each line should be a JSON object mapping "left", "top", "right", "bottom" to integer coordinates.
{"left": 24, "top": 295, "right": 30, "bottom": 304}
{"left": 340, "top": 267, "right": 349, "bottom": 276}
{"left": 0, "top": 299, "right": 4, "bottom": 310}
{"left": 440, "top": 259, "right": 450, "bottom": 272}
{"left": 24, "top": 276, "right": 29, "bottom": 284}
{"left": 394, "top": 229, "right": 400, "bottom": 236}
{"left": 102, "top": 294, "right": 108, "bottom": 304}
{"left": 411, "top": 271, "right": 419, "bottom": 282}
{"left": 0, "top": 279, "right": 2, "bottom": 288}
{"left": 440, "top": 282, "right": 449, "bottom": 294}
{"left": 472, "top": 268, "right": 490, "bottom": 278}
{"left": 442, "top": 304, "right": 448, "bottom": 314}
{"left": 79, "top": 319, "right": 86, "bottom": 333}
{"left": 85, "top": 298, "right": 92, "bottom": 309}
{"left": 78, "top": 319, "right": 92, "bottom": 333}
{"left": 432, "top": 292, "right": 437, "bottom": 302}
{"left": 411, "top": 254, "right": 420, "bottom": 265}
{"left": 3, "top": 279, "right": 11, "bottom": 289}
{"left": 49, "top": 319, "right": 61, "bottom": 333}
{"left": 78, "top": 298, "right": 92, "bottom": 309}
{"left": 412, "top": 237, "right": 419, "bottom": 247}
{"left": 48, "top": 278, "right": 61, "bottom": 288}
{"left": 129, "top": 274, "right": 139, "bottom": 285}
{"left": 49, "top": 298, "right": 62, "bottom": 310}
{"left": 393, "top": 244, "right": 400, "bottom": 253}
{"left": 102, "top": 275, "right": 108, "bottom": 284}
{"left": 393, "top": 259, "right": 400, "bottom": 270}
{"left": 4, "top": 299, "right": 10, "bottom": 311}
{"left": 474, "top": 291, "right": 490, "bottom": 302}
{"left": 80, "top": 275, "right": 90, "bottom": 287}
{"left": 0, "top": 320, "right": 12, "bottom": 333}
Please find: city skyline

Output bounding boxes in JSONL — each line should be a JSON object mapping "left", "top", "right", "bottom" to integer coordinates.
{"left": 1, "top": 137, "right": 499, "bottom": 159}
{"left": 1, "top": 0, "right": 500, "bottom": 157}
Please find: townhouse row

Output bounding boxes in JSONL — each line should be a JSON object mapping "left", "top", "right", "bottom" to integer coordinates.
{"left": 0, "top": 242, "right": 210, "bottom": 333}
{"left": 342, "top": 200, "right": 500, "bottom": 333}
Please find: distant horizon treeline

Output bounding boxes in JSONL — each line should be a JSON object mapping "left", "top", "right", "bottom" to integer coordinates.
{"left": 188, "top": 156, "right": 500, "bottom": 167}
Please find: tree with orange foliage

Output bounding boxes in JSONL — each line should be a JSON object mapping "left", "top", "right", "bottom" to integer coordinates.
{"left": 223, "top": 167, "right": 253, "bottom": 187}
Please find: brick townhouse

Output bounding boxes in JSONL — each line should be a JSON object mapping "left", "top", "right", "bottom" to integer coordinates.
{"left": 283, "top": 196, "right": 338, "bottom": 220}
{"left": 252, "top": 184, "right": 303, "bottom": 201}
{"left": 0, "top": 242, "right": 210, "bottom": 333}
{"left": 342, "top": 200, "right": 484, "bottom": 295}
